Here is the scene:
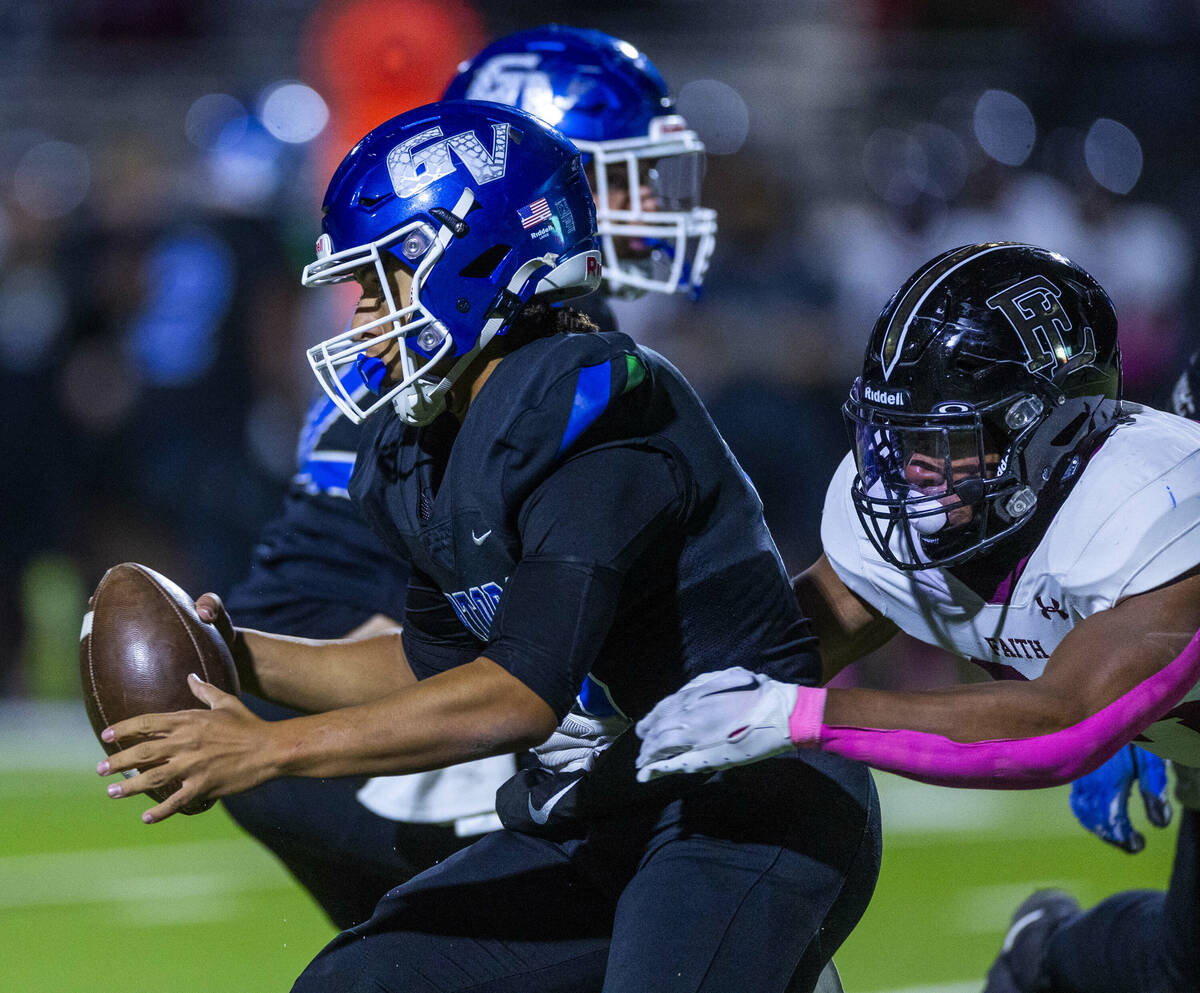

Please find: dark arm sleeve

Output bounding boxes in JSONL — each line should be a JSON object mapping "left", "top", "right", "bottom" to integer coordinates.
{"left": 401, "top": 566, "right": 485, "bottom": 680}
{"left": 484, "top": 445, "right": 686, "bottom": 717}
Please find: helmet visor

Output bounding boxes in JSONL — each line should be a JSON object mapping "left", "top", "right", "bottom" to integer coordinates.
{"left": 577, "top": 126, "right": 717, "bottom": 297}
{"left": 844, "top": 396, "right": 1008, "bottom": 568}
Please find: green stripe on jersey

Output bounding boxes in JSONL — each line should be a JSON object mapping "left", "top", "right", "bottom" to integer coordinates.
{"left": 623, "top": 353, "right": 646, "bottom": 393}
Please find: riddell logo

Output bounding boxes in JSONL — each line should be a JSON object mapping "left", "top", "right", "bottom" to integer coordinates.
{"left": 864, "top": 384, "right": 910, "bottom": 407}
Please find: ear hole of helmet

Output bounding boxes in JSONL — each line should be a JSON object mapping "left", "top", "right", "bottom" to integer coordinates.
{"left": 1050, "top": 409, "right": 1092, "bottom": 447}
{"left": 460, "top": 244, "right": 512, "bottom": 279}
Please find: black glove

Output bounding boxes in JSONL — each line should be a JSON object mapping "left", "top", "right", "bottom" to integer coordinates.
{"left": 496, "top": 729, "right": 711, "bottom": 836}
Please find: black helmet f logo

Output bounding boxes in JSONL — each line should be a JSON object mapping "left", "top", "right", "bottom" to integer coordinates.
{"left": 985, "top": 276, "right": 1073, "bottom": 377}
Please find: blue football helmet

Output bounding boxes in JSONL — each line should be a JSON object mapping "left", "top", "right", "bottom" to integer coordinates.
{"left": 302, "top": 100, "right": 601, "bottom": 426}
{"left": 444, "top": 25, "right": 716, "bottom": 299}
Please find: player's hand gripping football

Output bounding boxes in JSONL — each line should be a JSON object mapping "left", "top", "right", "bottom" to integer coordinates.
{"left": 635, "top": 667, "right": 799, "bottom": 781}
{"left": 96, "top": 594, "right": 274, "bottom": 823}
{"left": 1069, "top": 744, "right": 1172, "bottom": 852}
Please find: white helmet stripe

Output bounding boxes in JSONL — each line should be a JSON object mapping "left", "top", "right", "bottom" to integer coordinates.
{"left": 880, "top": 242, "right": 1039, "bottom": 382}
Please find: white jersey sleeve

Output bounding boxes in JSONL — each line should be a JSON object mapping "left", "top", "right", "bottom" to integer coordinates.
{"left": 821, "top": 453, "right": 879, "bottom": 608}
{"left": 819, "top": 406, "right": 1200, "bottom": 666}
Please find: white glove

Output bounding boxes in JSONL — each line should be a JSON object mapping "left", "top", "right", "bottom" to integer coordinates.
{"left": 533, "top": 708, "right": 632, "bottom": 774}
{"left": 634, "top": 667, "right": 800, "bottom": 781}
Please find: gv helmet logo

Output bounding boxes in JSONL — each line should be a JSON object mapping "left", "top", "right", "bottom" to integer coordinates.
{"left": 464, "top": 54, "right": 587, "bottom": 122}
{"left": 387, "top": 124, "right": 511, "bottom": 199}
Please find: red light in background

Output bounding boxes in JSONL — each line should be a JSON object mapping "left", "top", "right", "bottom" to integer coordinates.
{"left": 300, "top": 0, "right": 487, "bottom": 177}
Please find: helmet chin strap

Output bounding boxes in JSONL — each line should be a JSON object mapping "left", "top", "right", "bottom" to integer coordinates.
{"left": 392, "top": 254, "right": 561, "bottom": 426}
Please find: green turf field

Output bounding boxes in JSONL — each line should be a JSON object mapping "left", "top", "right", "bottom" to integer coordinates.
{"left": 0, "top": 702, "right": 1179, "bottom": 993}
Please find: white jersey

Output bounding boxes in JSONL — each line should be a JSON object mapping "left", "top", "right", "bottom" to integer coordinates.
{"left": 821, "top": 403, "right": 1200, "bottom": 764}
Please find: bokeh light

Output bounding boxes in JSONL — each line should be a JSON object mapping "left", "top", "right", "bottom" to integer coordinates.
{"left": 676, "top": 79, "right": 750, "bottom": 156}
{"left": 11, "top": 140, "right": 91, "bottom": 219}
{"left": 973, "top": 89, "right": 1036, "bottom": 166}
{"left": 862, "top": 127, "right": 927, "bottom": 205}
{"left": 1084, "top": 118, "right": 1142, "bottom": 194}
{"left": 185, "top": 93, "right": 247, "bottom": 149}
{"left": 0, "top": 264, "right": 68, "bottom": 373}
{"left": 205, "top": 117, "right": 285, "bottom": 210}
{"left": 912, "top": 123, "right": 969, "bottom": 199}
{"left": 257, "top": 82, "right": 329, "bottom": 145}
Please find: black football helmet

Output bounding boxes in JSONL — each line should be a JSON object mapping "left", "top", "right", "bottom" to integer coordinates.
{"left": 844, "top": 243, "right": 1122, "bottom": 571}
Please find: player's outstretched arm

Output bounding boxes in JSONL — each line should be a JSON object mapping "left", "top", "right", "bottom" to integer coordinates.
{"left": 792, "top": 554, "right": 899, "bottom": 683}
{"left": 99, "top": 653, "right": 558, "bottom": 823}
{"left": 639, "top": 571, "right": 1200, "bottom": 788}
{"left": 198, "top": 593, "right": 416, "bottom": 713}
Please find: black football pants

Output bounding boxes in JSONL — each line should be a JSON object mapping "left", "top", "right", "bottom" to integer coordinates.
{"left": 291, "top": 752, "right": 881, "bottom": 993}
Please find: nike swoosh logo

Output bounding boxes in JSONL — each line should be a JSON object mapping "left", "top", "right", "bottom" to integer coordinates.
{"left": 471, "top": 529, "right": 492, "bottom": 545}
{"left": 700, "top": 678, "right": 760, "bottom": 697}
{"left": 526, "top": 778, "right": 580, "bottom": 824}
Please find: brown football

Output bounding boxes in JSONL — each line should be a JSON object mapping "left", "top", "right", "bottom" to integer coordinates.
{"left": 80, "top": 562, "right": 240, "bottom": 814}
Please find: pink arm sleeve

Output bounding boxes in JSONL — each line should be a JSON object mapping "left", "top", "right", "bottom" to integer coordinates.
{"left": 793, "top": 627, "right": 1200, "bottom": 789}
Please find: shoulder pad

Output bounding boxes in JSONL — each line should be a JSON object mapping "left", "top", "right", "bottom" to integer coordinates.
{"left": 1047, "top": 407, "right": 1200, "bottom": 611}
{"left": 487, "top": 331, "right": 650, "bottom": 458}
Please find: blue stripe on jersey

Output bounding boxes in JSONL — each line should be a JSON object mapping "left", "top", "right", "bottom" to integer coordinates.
{"left": 297, "top": 453, "right": 356, "bottom": 496}
{"left": 296, "top": 367, "right": 367, "bottom": 471}
{"left": 577, "top": 673, "right": 628, "bottom": 720}
{"left": 557, "top": 361, "right": 611, "bottom": 456}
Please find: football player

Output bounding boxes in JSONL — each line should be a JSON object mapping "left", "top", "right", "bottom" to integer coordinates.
{"left": 220, "top": 24, "right": 717, "bottom": 930}
{"left": 636, "top": 243, "right": 1200, "bottom": 993}
{"left": 98, "top": 100, "right": 878, "bottom": 993}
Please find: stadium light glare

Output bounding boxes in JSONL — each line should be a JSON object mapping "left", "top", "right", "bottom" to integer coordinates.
{"left": 1084, "top": 118, "right": 1142, "bottom": 195}
{"left": 258, "top": 82, "right": 330, "bottom": 145}
{"left": 973, "top": 89, "right": 1036, "bottom": 167}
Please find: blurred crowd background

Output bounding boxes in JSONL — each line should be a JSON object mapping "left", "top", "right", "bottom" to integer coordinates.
{"left": 2, "top": 0, "right": 1197, "bottom": 698}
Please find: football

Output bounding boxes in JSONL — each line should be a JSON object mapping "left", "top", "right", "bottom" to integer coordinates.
{"left": 79, "top": 562, "right": 240, "bottom": 813}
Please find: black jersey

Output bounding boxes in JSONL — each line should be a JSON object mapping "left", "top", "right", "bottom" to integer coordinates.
{"left": 350, "top": 330, "right": 820, "bottom": 723}
{"left": 225, "top": 296, "right": 617, "bottom": 639}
